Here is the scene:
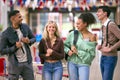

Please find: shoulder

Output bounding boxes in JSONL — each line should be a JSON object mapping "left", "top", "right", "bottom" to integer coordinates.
{"left": 109, "top": 21, "right": 117, "bottom": 28}
{"left": 2, "top": 27, "right": 12, "bottom": 35}
{"left": 40, "top": 38, "right": 45, "bottom": 42}
{"left": 108, "top": 21, "right": 119, "bottom": 31}
{"left": 21, "top": 23, "right": 29, "bottom": 27}
{"left": 56, "top": 37, "right": 63, "bottom": 42}
{"left": 21, "top": 23, "right": 30, "bottom": 29}
{"left": 67, "top": 30, "right": 77, "bottom": 37}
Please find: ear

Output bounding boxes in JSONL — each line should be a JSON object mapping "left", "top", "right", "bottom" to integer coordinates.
{"left": 84, "top": 22, "right": 87, "bottom": 27}
{"left": 104, "top": 12, "right": 107, "bottom": 16}
{"left": 10, "top": 16, "right": 14, "bottom": 22}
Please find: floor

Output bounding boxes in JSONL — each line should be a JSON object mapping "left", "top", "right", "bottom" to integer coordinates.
{"left": 0, "top": 51, "right": 120, "bottom": 80}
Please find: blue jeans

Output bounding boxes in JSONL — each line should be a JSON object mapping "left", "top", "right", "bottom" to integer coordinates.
{"left": 100, "top": 55, "right": 117, "bottom": 80}
{"left": 68, "top": 62, "right": 90, "bottom": 80}
{"left": 43, "top": 61, "right": 63, "bottom": 80}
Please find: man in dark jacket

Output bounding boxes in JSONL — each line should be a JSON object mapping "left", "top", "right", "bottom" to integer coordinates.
{"left": 0, "top": 10, "right": 36, "bottom": 80}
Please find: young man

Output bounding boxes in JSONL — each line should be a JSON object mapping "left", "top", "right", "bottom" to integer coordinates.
{"left": 0, "top": 10, "right": 36, "bottom": 80}
{"left": 96, "top": 6, "right": 120, "bottom": 80}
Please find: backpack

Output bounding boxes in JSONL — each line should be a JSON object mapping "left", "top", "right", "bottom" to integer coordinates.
{"left": 106, "top": 21, "right": 120, "bottom": 51}
{"left": 65, "top": 30, "right": 79, "bottom": 60}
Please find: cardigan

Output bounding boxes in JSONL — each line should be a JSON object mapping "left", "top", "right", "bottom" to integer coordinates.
{"left": 64, "top": 31, "right": 97, "bottom": 66}
{"left": 102, "top": 20, "right": 120, "bottom": 56}
{"left": 38, "top": 38, "right": 64, "bottom": 62}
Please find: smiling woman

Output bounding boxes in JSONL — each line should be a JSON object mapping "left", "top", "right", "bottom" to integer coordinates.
{"left": 64, "top": 12, "right": 97, "bottom": 80}
{"left": 38, "top": 21, "right": 64, "bottom": 80}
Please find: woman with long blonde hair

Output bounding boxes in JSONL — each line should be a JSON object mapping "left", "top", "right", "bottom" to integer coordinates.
{"left": 38, "top": 21, "right": 64, "bottom": 80}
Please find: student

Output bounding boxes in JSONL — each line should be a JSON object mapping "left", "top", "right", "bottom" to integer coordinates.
{"left": 64, "top": 12, "right": 97, "bottom": 80}
{"left": 38, "top": 21, "right": 64, "bottom": 80}
{"left": 96, "top": 6, "right": 120, "bottom": 80}
{"left": 0, "top": 10, "right": 36, "bottom": 80}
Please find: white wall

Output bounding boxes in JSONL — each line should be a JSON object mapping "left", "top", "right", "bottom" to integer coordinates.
{"left": 0, "top": 0, "right": 10, "bottom": 31}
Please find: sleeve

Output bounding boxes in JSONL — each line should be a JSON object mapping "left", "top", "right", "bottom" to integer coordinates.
{"left": 64, "top": 32, "right": 74, "bottom": 54}
{"left": 27, "top": 25, "right": 36, "bottom": 45}
{"left": 77, "top": 42, "right": 97, "bottom": 64}
{"left": 0, "top": 33, "right": 18, "bottom": 55}
{"left": 38, "top": 39, "right": 47, "bottom": 59}
{"left": 109, "top": 22, "right": 120, "bottom": 50}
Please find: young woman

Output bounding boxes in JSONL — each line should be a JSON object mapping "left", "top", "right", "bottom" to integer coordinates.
{"left": 38, "top": 21, "right": 64, "bottom": 80}
{"left": 64, "top": 12, "right": 97, "bottom": 80}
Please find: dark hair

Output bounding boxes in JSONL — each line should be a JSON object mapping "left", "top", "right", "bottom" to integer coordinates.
{"left": 8, "top": 10, "right": 20, "bottom": 19}
{"left": 98, "top": 6, "right": 111, "bottom": 17}
{"left": 78, "top": 12, "right": 96, "bottom": 26}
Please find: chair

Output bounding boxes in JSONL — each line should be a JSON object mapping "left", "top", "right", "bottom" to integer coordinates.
{"left": 0, "top": 57, "right": 8, "bottom": 80}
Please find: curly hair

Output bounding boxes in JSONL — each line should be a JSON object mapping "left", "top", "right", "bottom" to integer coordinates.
{"left": 78, "top": 12, "right": 96, "bottom": 27}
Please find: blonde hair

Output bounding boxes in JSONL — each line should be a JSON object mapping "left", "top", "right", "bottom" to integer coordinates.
{"left": 43, "top": 21, "right": 60, "bottom": 40}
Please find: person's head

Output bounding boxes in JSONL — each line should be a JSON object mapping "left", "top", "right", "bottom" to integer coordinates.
{"left": 43, "top": 21, "right": 60, "bottom": 40}
{"left": 9, "top": 10, "right": 23, "bottom": 29}
{"left": 96, "top": 6, "right": 111, "bottom": 21}
{"left": 76, "top": 12, "right": 96, "bottom": 31}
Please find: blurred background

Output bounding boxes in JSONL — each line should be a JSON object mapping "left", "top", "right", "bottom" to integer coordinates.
{"left": 0, "top": 0, "right": 120, "bottom": 80}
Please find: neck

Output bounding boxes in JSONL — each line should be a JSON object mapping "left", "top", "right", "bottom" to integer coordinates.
{"left": 12, "top": 23, "right": 19, "bottom": 29}
{"left": 81, "top": 29, "right": 88, "bottom": 34}
{"left": 101, "top": 17, "right": 108, "bottom": 24}
{"left": 49, "top": 35, "right": 56, "bottom": 39}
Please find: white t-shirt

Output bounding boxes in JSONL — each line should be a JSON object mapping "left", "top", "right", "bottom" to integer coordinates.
{"left": 15, "top": 28, "right": 27, "bottom": 62}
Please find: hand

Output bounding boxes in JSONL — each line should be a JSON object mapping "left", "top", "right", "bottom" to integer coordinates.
{"left": 16, "top": 41, "right": 22, "bottom": 48}
{"left": 68, "top": 50, "right": 74, "bottom": 56}
{"left": 96, "top": 45, "right": 102, "bottom": 50}
{"left": 46, "top": 48, "right": 53, "bottom": 57}
{"left": 21, "top": 37, "right": 30, "bottom": 43}
{"left": 101, "top": 44, "right": 111, "bottom": 53}
{"left": 71, "top": 45, "right": 78, "bottom": 54}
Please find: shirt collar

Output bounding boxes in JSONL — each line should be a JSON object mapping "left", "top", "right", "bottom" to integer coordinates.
{"left": 103, "top": 18, "right": 110, "bottom": 27}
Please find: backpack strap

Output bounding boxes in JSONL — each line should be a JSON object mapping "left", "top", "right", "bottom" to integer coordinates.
{"left": 73, "top": 30, "right": 79, "bottom": 45}
{"left": 106, "top": 20, "right": 111, "bottom": 46}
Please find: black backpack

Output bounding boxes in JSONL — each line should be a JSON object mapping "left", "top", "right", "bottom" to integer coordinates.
{"left": 106, "top": 21, "right": 120, "bottom": 51}
{"left": 65, "top": 30, "right": 79, "bottom": 60}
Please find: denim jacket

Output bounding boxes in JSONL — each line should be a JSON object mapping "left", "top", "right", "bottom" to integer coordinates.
{"left": 0, "top": 23, "right": 36, "bottom": 74}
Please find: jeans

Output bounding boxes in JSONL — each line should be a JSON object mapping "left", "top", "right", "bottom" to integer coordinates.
{"left": 100, "top": 55, "right": 117, "bottom": 80}
{"left": 43, "top": 61, "right": 63, "bottom": 80}
{"left": 68, "top": 61, "right": 90, "bottom": 80}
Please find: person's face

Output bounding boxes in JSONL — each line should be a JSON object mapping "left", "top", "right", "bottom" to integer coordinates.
{"left": 76, "top": 19, "right": 87, "bottom": 31}
{"left": 47, "top": 24, "right": 56, "bottom": 35}
{"left": 11, "top": 13, "right": 23, "bottom": 29}
{"left": 96, "top": 8, "right": 107, "bottom": 21}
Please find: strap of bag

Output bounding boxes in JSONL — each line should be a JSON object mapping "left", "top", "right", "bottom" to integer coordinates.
{"left": 73, "top": 30, "right": 79, "bottom": 45}
{"left": 106, "top": 20, "right": 111, "bottom": 46}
